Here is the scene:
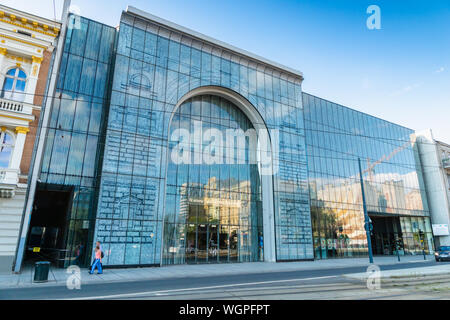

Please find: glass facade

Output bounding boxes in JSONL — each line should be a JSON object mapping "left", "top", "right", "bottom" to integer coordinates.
{"left": 163, "top": 95, "right": 263, "bottom": 264}
{"left": 93, "top": 10, "right": 312, "bottom": 266}
{"left": 31, "top": 9, "right": 436, "bottom": 268}
{"left": 303, "top": 93, "right": 433, "bottom": 258}
{"left": 38, "top": 15, "right": 116, "bottom": 267}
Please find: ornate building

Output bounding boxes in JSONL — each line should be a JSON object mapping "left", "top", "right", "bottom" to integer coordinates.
{"left": 0, "top": 5, "right": 60, "bottom": 272}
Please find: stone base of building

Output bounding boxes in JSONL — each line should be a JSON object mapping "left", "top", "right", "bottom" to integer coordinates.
{"left": 0, "top": 255, "right": 14, "bottom": 273}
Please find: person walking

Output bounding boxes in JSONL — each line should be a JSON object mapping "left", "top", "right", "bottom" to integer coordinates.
{"left": 74, "top": 243, "right": 84, "bottom": 266}
{"left": 89, "top": 244, "right": 103, "bottom": 274}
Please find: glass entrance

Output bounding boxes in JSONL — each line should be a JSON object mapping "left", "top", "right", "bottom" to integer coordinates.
{"left": 369, "top": 215, "right": 402, "bottom": 256}
{"left": 197, "top": 225, "right": 208, "bottom": 263}
{"left": 185, "top": 224, "right": 196, "bottom": 263}
{"left": 162, "top": 95, "right": 264, "bottom": 265}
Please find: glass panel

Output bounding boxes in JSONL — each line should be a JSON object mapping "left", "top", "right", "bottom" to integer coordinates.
{"left": 84, "top": 20, "right": 102, "bottom": 60}
{"left": 34, "top": 17, "right": 116, "bottom": 268}
{"left": 69, "top": 16, "right": 88, "bottom": 56}
{"left": 17, "top": 69, "right": 26, "bottom": 80}
{"left": 0, "top": 145, "right": 12, "bottom": 167}
{"left": 208, "top": 225, "right": 218, "bottom": 263}
{"left": 185, "top": 224, "right": 196, "bottom": 263}
{"left": 6, "top": 68, "right": 17, "bottom": 76}
{"left": 197, "top": 224, "right": 207, "bottom": 263}
{"left": 1, "top": 78, "right": 14, "bottom": 98}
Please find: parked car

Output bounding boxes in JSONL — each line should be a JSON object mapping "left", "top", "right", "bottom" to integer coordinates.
{"left": 435, "top": 246, "right": 450, "bottom": 262}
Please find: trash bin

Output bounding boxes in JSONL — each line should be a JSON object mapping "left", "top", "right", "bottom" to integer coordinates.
{"left": 34, "top": 261, "right": 50, "bottom": 283}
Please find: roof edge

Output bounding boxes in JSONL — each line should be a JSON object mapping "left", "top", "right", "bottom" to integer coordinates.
{"left": 126, "top": 6, "right": 304, "bottom": 80}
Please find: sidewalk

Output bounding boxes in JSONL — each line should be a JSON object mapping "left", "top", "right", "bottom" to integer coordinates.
{"left": 0, "top": 255, "right": 439, "bottom": 289}
{"left": 345, "top": 260, "right": 450, "bottom": 281}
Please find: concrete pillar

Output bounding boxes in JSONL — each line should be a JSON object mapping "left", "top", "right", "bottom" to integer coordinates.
{"left": 0, "top": 47, "right": 6, "bottom": 62}
{"left": 24, "top": 56, "right": 42, "bottom": 104}
{"left": 0, "top": 48, "right": 6, "bottom": 87}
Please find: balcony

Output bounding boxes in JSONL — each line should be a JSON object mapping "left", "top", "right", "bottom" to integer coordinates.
{"left": 0, "top": 97, "right": 34, "bottom": 115}
{"left": 0, "top": 168, "right": 19, "bottom": 198}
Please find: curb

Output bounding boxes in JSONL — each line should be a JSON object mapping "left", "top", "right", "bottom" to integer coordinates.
{"left": 344, "top": 270, "right": 450, "bottom": 282}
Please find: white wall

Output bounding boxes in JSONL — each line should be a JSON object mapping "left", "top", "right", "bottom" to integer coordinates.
{"left": 416, "top": 129, "right": 450, "bottom": 246}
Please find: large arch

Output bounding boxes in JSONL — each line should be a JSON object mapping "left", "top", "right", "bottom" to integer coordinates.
{"left": 161, "top": 86, "right": 276, "bottom": 263}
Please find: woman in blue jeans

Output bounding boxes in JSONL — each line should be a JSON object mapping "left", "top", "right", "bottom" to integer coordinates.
{"left": 89, "top": 244, "right": 103, "bottom": 274}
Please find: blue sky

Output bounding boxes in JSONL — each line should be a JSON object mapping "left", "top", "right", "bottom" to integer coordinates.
{"left": 7, "top": 0, "right": 450, "bottom": 142}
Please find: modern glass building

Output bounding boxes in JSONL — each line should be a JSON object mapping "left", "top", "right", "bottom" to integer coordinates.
{"left": 22, "top": 15, "right": 117, "bottom": 267}
{"left": 303, "top": 93, "right": 433, "bottom": 259}
{"left": 93, "top": 7, "right": 311, "bottom": 267}
{"left": 15, "top": 6, "right": 434, "bottom": 270}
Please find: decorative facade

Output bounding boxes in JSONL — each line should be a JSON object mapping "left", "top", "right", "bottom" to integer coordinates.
{"left": 0, "top": 5, "right": 60, "bottom": 272}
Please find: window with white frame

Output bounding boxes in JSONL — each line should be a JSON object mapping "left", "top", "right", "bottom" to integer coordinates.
{"left": 0, "top": 131, "right": 14, "bottom": 168}
{"left": 1, "top": 67, "right": 27, "bottom": 102}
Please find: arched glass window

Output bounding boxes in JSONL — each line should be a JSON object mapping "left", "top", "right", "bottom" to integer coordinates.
{"left": 0, "top": 131, "right": 14, "bottom": 168}
{"left": 163, "top": 95, "right": 263, "bottom": 265}
{"left": 1, "top": 68, "right": 27, "bottom": 102}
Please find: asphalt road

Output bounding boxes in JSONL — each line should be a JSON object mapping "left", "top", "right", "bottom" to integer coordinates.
{"left": 1, "top": 260, "right": 449, "bottom": 300}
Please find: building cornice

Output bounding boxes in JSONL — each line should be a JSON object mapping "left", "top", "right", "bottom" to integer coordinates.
{"left": 4, "top": 52, "right": 33, "bottom": 65}
{"left": 0, "top": 34, "right": 50, "bottom": 50}
{"left": 0, "top": 17, "right": 59, "bottom": 37}
{"left": 0, "top": 112, "right": 35, "bottom": 123}
{"left": 0, "top": 5, "right": 61, "bottom": 38}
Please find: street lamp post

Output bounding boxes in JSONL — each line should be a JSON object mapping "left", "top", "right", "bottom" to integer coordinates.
{"left": 358, "top": 158, "right": 374, "bottom": 264}
{"left": 419, "top": 229, "right": 426, "bottom": 260}
{"left": 395, "top": 234, "right": 401, "bottom": 262}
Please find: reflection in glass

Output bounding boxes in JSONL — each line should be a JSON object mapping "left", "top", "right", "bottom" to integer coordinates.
{"left": 1, "top": 68, "right": 27, "bottom": 102}
{"left": 163, "top": 95, "right": 263, "bottom": 264}
{"left": 303, "top": 92, "right": 434, "bottom": 258}
{"left": 0, "top": 131, "right": 14, "bottom": 168}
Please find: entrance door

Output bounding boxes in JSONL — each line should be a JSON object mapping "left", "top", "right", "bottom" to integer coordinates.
{"left": 369, "top": 215, "right": 403, "bottom": 256}
{"left": 25, "top": 185, "right": 73, "bottom": 267}
{"left": 219, "top": 225, "right": 229, "bottom": 262}
{"left": 208, "top": 225, "right": 218, "bottom": 263}
{"left": 197, "top": 225, "right": 207, "bottom": 263}
{"left": 162, "top": 94, "right": 264, "bottom": 265}
{"left": 185, "top": 224, "right": 196, "bottom": 263}
{"left": 229, "top": 226, "right": 239, "bottom": 262}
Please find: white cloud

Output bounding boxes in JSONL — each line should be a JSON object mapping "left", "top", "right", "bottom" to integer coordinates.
{"left": 435, "top": 67, "right": 445, "bottom": 73}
